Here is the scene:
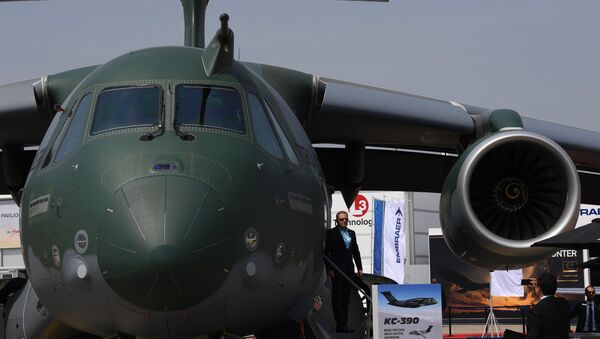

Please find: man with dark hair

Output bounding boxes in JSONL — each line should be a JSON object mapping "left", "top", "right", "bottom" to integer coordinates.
{"left": 571, "top": 285, "right": 600, "bottom": 332}
{"left": 526, "top": 273, "right": 571, "bottom": 339}
{"left": 324, "top": 211, "right": 365, "bottom": 333}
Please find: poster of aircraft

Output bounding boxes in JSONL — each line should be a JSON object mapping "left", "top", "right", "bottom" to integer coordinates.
{"left": 380, "top": 291, "right": 438, "bottom": 308}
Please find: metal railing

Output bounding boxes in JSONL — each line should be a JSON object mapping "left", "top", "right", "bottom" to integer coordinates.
{"left": 323, "top": 256, "right": 372, "bottom": 303}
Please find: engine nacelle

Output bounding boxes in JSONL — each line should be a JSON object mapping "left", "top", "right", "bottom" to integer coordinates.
{"left": 440, "top": 130, "right": 580, "bottom": 269}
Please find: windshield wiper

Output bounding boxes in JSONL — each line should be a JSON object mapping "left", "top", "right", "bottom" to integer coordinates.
{"left": 139, "top": 92, "right": 166, "bottom": 141}
{"left": 173, "top": 123, "right": 195, "bottom": 141}
{"left": 139, "top": 123, "right": 165, "bottom": 141}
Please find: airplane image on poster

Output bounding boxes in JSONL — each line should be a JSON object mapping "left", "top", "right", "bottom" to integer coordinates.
{"left": 381, "top": 291, "right": 438, "bottom": 308}
{"left": 410, "top": 325, "right": 434, "bottom": 338}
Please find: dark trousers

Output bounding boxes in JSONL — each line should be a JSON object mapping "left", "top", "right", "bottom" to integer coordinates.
{"left": 331, "top": 275, "right": 351, "bottom": 329}
{"left": 331, "top": 273, "right": 372, "bottom": 329}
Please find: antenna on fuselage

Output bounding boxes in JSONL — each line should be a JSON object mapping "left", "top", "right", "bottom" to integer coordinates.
{"left": 181, "top": 0, "right": 209, "bottom": 48}
{"left": 202, "top": 13, "right": 235, "bottom": 77}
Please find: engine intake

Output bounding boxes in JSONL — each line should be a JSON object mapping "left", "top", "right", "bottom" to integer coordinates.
{"left": 440, "top": 130, "right": 580, "bottom": 269}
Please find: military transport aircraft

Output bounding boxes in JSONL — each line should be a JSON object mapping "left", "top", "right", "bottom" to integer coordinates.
{"left": 2, "top": 0, "right": 600, "bottom": 338}
{"left": 380, "top": 291, "right": 437, "bottom": 308}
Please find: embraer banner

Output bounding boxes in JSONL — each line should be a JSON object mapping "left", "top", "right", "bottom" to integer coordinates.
{"left": 373, "top": 284, "right": 442, "bottom": 339}
{"left": 0, "top": 199, "right": 21, "bottom": 249}
{"left": 374, "top": 199, "right": 406, "bottom": 284}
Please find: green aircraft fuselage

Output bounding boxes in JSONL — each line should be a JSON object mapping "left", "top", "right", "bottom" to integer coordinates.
{"left": 19, "top": 46, "right": 328, "bottom": 336}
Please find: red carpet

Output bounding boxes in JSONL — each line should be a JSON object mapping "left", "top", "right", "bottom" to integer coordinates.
{"left": 444, "top": 334, "right": 503, "bottom": 338}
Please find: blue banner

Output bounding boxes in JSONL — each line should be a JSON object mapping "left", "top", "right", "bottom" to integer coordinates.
{"left": 373, "top": 199, "right": 384, "bottom": 275}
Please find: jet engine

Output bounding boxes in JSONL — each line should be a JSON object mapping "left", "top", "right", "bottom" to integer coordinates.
{"left": 440, "top": 129, "right": 580, "bottom": 268}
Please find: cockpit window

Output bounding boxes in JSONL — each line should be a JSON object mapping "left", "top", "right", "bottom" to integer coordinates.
{"left": 263, "top": 101, "right": 300, "bottom": 165}
{"left": 32, "top": 110, "right": 64, "bottom": 169}
{"left": 247, "top": 92, "right": 284, "bottom": 160}
{"left": 55, "top": 93, "right": 92, "bottom": 162}
{"left": 175, "top": 85, "right": 245, "bottom": 133}
{"left": 91, "top": 86, "right": 161, "bottom": 134}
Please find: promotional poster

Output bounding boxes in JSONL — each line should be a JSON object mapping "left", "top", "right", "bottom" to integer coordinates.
{"left": 373, "top": 284, "right": 442, "bottom": 339}
{"left": 0, "top": 199, "right": 21, "bottom": 249}
{"left": 429, "top": 235, "right": 583, "bottom": 318}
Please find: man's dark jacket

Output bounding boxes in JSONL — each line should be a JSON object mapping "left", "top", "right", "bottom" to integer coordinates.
{"left": 324, "top": 226, "right": 362, "bottom": 275}
{"left": 571, "top": 301, "right": 600, "bottom": 332}
{"left": 527, "top": 295, "right": 571, "bottom": 339}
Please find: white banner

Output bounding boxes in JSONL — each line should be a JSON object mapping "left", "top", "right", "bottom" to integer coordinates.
{"left": 383, "top": 200, "right": 405, "bottom": 284}
{"left": 490, "top": 270, "right": 523, "bottom": 297}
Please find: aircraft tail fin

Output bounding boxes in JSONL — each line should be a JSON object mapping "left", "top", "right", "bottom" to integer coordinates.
{"left": 381, "top": 291, "right": 398, "bottom": 303}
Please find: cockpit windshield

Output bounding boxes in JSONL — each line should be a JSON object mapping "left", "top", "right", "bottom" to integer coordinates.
{"left": 91, "top": 86, "right": 161, "bottom": 134}
{"left": 175, "top": 85, "right": 245, "bottom": 133}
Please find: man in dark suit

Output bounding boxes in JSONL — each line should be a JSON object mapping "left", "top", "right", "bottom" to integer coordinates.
{"left": 526, "top": 273, "right": 571, "bottom": 339}
{"left": 571, "top": 285, "right": 600, "bottom": 333}
{"left": 324, "top": 211, "right": 366, "bottom": 333}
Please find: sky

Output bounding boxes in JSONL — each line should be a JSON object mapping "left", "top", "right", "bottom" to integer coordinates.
{"left": 2, "top": 0, "right": 600, "bottom": 130}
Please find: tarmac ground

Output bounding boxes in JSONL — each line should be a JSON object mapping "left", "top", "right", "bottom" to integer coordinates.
{"left": 443, "top": 322, "right": 577, "bottom": 336}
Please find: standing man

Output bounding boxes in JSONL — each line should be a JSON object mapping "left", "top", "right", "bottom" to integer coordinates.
{"left": 324, "top": 211, "right": 364, "bottom": 334}
{"left": 526, "top": 273, "right": 571, "bottom": 339}
{"left": 571, "top": 285, "right": 600, "bottom": 333}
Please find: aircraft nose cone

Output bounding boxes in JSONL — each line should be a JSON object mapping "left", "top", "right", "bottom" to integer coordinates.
{"left": 97, "top": 175, "right": 234, "bottom": 311}
{"left": 150, "top": 244, "right": 180, "bottom": 272}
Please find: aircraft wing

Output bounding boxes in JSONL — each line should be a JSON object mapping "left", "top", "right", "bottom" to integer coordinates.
{"left": 288, "top": 73, "right": 600, "bottom": 268}
{"left": 244, "top": 62, "right": 600, "bottom": 207}
{"left": 306, "top": 77, "right": 600, "bottom": 205}
{"left": 464, "top": 104, "right": 600, "bottom": 171}
{"left": 308, "top": 78, "right": 474, "bottom": 150}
